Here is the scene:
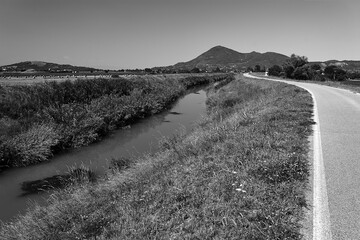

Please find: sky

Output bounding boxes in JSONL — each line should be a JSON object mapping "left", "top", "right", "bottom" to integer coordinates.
{"left": 1, "top": 0, "right": 359, "bottom": 69}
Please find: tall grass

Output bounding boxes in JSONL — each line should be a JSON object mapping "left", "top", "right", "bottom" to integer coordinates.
{"left": 0, "top": 74, "right": 313, "bottom": 239}
{"left": 0, "top": 74, "right": 233, "bottom": 170}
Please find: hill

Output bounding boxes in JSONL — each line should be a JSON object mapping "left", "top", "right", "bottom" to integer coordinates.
{"left": 173, "top": 46, "right": 289, "bottom": 71}
{"left": 1, "top": 61, "right": 97, "bottom": 73}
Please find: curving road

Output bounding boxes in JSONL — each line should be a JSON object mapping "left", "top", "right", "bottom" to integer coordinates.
{"left": 244, "top": 73, "right": 360, "bottom": 240}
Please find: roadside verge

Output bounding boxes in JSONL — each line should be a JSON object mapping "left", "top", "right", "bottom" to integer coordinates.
{"left": 244, "top": 73, "right": 332, "bottom": 240}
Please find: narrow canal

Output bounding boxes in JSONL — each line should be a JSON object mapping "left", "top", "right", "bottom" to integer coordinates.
{"left": 0, "top": 86, "right": 210, "bottom": 222}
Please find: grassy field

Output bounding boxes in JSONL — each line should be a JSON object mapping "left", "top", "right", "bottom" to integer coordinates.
{"left": 0, "top": 74, "right": 233, "bottom": 171}
{"left": 0, "top": 74, "right": 313, "bottom": 239}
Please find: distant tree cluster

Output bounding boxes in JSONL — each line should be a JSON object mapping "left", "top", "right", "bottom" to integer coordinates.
{"left": 249, "top": 65, "right": 266, "bottom": 72}
{"left": 267, "top": 54, "right": 351, "bottom": 81}
{"left": 347, "top": 70, "right": 360, "bottom": 79}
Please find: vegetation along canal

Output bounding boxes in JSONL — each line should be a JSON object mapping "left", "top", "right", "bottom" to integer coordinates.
{"left": 0, "top": 85, "right": 211, "bottom": 222}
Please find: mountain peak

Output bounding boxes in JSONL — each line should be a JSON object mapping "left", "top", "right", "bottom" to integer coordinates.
{"left": 210, "top": 45, "right": 230, "bottom": 50}
{"left": 174, "top": 46, "right": 289, "bottom": 70}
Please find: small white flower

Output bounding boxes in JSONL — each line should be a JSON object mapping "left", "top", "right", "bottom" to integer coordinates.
{"left": 235, "top": 188, "right": 246, "bottom": 193}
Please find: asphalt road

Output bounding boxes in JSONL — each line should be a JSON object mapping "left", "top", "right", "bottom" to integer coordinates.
{"left": 244, "top": 73, "right": 360, "bottom": 240}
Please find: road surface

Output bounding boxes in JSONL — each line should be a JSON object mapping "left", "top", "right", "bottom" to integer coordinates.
{"left": 244, "top": 73, "right": 360, "bottom": 240}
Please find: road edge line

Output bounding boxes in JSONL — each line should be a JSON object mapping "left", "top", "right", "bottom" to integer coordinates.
{"left": 311, "top": 93, "right": 332, "bottom": 240}
{"left": 243, "top": 73, "right": 332, "bottom": 240}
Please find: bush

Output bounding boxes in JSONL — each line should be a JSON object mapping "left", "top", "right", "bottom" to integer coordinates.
{"left": 0, "top": 123, "right": 59, "bottom": 167}
{"left": 42, "top": 103, "right": 106, "bottom": 149}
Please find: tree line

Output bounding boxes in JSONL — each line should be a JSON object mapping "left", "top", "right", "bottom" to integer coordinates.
{"left": 267, "top": 54, "right": 359, "bottom": 81}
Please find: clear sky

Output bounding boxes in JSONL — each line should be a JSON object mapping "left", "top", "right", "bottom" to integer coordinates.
{"left": 1, "top": 0, "right": 359, "bottom": 69}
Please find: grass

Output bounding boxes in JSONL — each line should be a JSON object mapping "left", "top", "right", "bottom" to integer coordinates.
{"left": 0, "top": 74, "right": 313, "bottom": 239}
{"left": 253, "top": 72, "right": 360, "bottom": 93}
{"left": 0, "top": 74, "right": 232, "bottom": 171}
{"left": 311, "top": 80, "right": 360, "bottom": 93}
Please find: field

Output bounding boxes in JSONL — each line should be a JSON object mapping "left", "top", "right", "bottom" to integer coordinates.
{"left": 0, "top": 73, "right": 233, "bottom": 171}
{"left": 0, "top": 74, "right": 313, "bottom": 239}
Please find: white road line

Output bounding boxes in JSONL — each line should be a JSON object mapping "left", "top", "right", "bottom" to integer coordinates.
{"left": 243, "top": 73, "right": 332, "bottom": 240}
{"left": 309, "top": 91, "right": 332, "bottom": 240}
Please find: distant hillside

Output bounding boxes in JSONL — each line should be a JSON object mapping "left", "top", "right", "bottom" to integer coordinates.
{"left": 173, "top": 46, "right": 289, "bottom": 70}
{"left": 311, "top": 60, "right": 360, "bottom": 71}
{"left": 1, "top": 61, "right": 97, "bottom": 73}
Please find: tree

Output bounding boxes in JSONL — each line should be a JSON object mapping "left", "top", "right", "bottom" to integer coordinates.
{"left": 246, "top": 66, "right": 253, "bottom": 72}
{"left": 283, "top": 63, "right": 295, "bottom": 78}
{"left": 282, "top": 54, "right": 309, "bottom": 79}
{"left": 292, "top": 65, "right": 311, "bottom": 80}
{"left": 214, "top": 67, "right": 222, "bottom": 73}
{"left": 144, "top": 68, "right": 153, "bottom": 73}
{"left": 324, "top": 65, "right": 347, "bottom": 81}
{"left": 311, "top": 64, "right": 322, "bottom": 71}
{"left": 347, "top": 70, "right": 360, "bottom": 80}
{"left": 289, "top": 54, "right": 308, "bottom": 68}
{"left": 268, "top": 65, "right": 282, "bottom": 77}
{"left": 254, "top": 65, "right": 261, "bottom": 72}
{"left": 179, "top": 68, "right": 191, "bottom": 73}
{"left": 190, "top": 67, "right": 200, "bottom": 73}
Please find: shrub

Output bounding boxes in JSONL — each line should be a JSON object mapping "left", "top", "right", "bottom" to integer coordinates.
{"left": 0, "top": 123, "right": 59, "bottom": 167}
{"left": 42, "top": 103, "right": 106, "bottom": 149}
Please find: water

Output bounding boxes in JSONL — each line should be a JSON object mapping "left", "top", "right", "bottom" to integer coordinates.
{"left": 0, "top": 87, "right": 209, "bottom": 222}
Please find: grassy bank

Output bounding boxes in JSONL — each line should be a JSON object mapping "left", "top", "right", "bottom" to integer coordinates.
{"left": 0, "top": 74, "right": 313, "bottom": 239}
{"left": 0, "top": 74, "right": 233, "bottom": 171}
